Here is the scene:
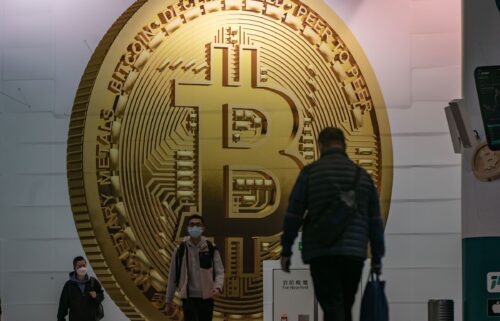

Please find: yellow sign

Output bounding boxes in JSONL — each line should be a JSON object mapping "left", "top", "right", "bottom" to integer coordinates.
{"left": 67, "top": 0, "right": 392, "bottom": 320}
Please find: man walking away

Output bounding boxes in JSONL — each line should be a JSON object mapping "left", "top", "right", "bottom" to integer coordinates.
{"left": 280, "top": 127, "right": 385, "bottom": 321}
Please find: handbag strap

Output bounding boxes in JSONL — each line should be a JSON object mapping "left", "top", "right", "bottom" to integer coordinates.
{"left": 307, "top": 165, "right": 362, "bottom": 225}
{"left": 369, "top": 272, "right": 381, "bottom": 282}
{"left": 351, "top": 165, "right": 361, "bottom": 191}
{"left": 317, "top": 165, "right": 362, "bottom": 221}
{"left": 330, "top": 165, "right": 361, "bottom": 208}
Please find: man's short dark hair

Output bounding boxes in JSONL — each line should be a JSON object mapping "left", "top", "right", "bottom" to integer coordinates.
{"left": 73, "top": 256, "right": 86, "bottom": 268}
{"left": 318, "top": 127, "right": 346, "bottom": 149}
{"left": 187, "top": 214, "right": 205, "bottom": 225}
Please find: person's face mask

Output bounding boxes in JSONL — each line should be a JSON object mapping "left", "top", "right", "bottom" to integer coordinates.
{"left": 187, "top": 226, "right": 203, "bottom": 238}
{"left": 76, "top": 267, "right": 88, "bottom": 277}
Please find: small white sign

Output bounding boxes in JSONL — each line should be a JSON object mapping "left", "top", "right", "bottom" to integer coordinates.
{"left": 487, "top": 272, "right": 500, "bottom": 293}
{"left": 273, "top": 269, "right": 317, "bottom": 321}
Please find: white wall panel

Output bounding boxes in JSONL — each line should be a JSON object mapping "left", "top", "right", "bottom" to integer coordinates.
{"left": 1, "top": 0, "right": 54, "bottom": 15}
{"left": 390, "top": 302, "right": 460, "bottom": 321}
{"left": 2, "top": 47, "right": 55, "bottom": 80}
{"left": 1, "top": 239, "right": 81, "bottom": 272}
{"left": 3, "top": 304, "right": 58, "bottom": 321}
{"left": 384, "top": 234, "right": 461, "bottom": 268}
{"left": 410, "top": 0, "right": 461, "bottom": 34}
{"left": 0, "top": 0, "right": 137, "bottom": 319}
{"left": 0, "top": 15, "right": 54, "bottom": 48}
{"left": 392, "top": 134, "right": 460, "bottom": 166}
{"left": 388, "top": 101, "right": 451, "bottom": 134}
{"left": 411, "top": 66, "right": 461, "bottom": 101}
{"left": 4, "top": 241, "right": 56, "bottom": 272}
{"left": 329, "top": 0, "right": 412, "bottom": 109}
{"left": 3, "top": 143, "right": 66, "bottom": 174}
{"left": 391, "top": 166, "right": 461, "bottom": 201}
{"left": 389, "top": 303, "right": 427, "bottom": 321}
{"left": 386, "top": 200, "right": 461, "bottom": 234}
{"left": 0, "top": 113, "right": 68, "bottom": 143}
{"left": 0, "top": 206, "right": 75, "bottom": 239}
{"left": 2, "top": 271, "right": 60, "bottom": 303}
{"left": 0, "top": 174, "right": 68, "bottom": 207}
{"left": 411, "top": 33, "right": 461, "bottom": 68}
{"left": 384, "top": 268, "right": 462, "bottom": 302}
{"left": 53, "top": 0, "right": 139, "bottom": 116}
{"left": 0, "top": 0, "right": 462, "bottom": 320}
{"left": 1, "top": 80, "right": 55, "bottom": 112}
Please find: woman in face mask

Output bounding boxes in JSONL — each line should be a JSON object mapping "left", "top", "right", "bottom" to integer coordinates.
{"left": 57, "top": 256, "right": 104, "bottom": 321}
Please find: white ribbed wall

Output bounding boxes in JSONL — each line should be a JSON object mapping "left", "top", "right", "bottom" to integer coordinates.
{"left": 324, "top": 1, "right": 462, "bottom": 320}
{"left": 0, "top": 1, "right": 135, "bottom": 320}
{"left": 0, "top": 0, "right": 461, "bottom": 320}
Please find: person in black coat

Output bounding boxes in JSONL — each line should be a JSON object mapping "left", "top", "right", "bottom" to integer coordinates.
{"left": 280, "top": 127, "right": 385, "bottom": 321}
{"left": 57, "top": 256, "right": 104, "bottom": 321}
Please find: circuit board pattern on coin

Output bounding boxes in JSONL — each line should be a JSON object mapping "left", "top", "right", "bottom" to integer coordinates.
{"left": 67, "top": 0, "right": 393, "bottom": 320}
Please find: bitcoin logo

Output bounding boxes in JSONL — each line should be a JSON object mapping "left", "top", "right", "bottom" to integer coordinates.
{"left": 67, "top": 0, "right": 392, "bottom": 320}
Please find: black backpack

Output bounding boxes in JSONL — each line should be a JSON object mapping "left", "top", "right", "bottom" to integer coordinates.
{"left": 310, "top": 166, "right": 361, "bottom": 246}
{"left": 175, "top": 240, "right": 216, "bottom": 286}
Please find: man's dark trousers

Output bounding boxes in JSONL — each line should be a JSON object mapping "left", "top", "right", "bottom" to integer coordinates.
{"left": 310, "top": 255, "right": 364, "bottom": 321}
{"left": 182, "top": 298, "right": 214, "bottom": 321}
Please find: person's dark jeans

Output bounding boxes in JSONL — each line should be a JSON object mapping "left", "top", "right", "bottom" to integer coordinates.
{"left": 309, "top": 255, "right": 364, "bottom": 321}
{"left": 182, "top": 298, "right": 214, "bottom": 321}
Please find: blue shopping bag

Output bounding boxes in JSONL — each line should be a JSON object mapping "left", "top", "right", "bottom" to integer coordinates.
{"left": 360, "top": 273, "right": 389, "bottom": 321}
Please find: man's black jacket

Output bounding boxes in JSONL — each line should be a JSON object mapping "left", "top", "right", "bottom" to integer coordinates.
{"left": 57, "top": 272, "right": 104, "bottom": 321}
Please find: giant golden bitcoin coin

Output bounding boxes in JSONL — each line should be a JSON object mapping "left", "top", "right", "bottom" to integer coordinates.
{"left": 67, "top": 0, "right": 392, "bottom": 320}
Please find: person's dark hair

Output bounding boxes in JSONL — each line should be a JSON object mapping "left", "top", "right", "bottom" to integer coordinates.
{"left": 187, "top": 214, "right": 205, "bottom": 225}
{"left": 73, "top": 256, "right": 86, "bottom": 269}
{"left": 318, "top": 127, "right": 346, "bottom": 150}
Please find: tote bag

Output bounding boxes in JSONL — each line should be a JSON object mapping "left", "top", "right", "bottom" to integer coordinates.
{"left": 360, "top": 273, "right": 389, "bottom": 321}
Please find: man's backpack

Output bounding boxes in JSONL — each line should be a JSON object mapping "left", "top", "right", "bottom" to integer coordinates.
{"left": 89, "top": 277, "right": 104, "bottom": 321}
{"left": 311, "top": 166, "right": 361, "bottom": 246}
{"left": 175, "top": 240, "right": 216, "bottom": 286}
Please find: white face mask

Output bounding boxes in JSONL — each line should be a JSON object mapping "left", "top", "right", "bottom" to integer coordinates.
{"left": 76, "top": 267, "right": 88, "bottom": 277}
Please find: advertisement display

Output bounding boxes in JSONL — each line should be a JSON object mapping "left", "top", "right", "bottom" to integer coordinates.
{"left": 474, "top": 66, "right": 500, "bottom": 150}
{"left": 65, "top": 0, "right": 391, "bottom": 319}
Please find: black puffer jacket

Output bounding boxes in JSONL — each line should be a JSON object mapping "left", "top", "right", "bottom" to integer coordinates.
{"left": 301, "top": 148, "right": 384, "bottom": 262}
{"left": 57, "top": 272, "right": 104, "bottom": 321}
{"left": 282, "top": 148, "right": 385, "bottom": 263}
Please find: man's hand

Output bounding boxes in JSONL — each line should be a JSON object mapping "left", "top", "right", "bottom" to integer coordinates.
{"left": 280, "top": 256, "right": 291, "bottom": 273}
{"left": 371, "top": 263, "right": 382, "bottom": 276}
{"left": 211, "top": 288, "right": 221, "bottom": 299}
{"left": 165, "top": 302, "right": 175, "bottom": 316}
{"left": 89, "top": 291, "right": 97, "bottom": 299}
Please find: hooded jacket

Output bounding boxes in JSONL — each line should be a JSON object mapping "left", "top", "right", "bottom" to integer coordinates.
{"left": 166, "top": 236, "right": 225, "bottom": 303}
{"left": 57, "top": 272, "right": 104, "bottom": 321}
